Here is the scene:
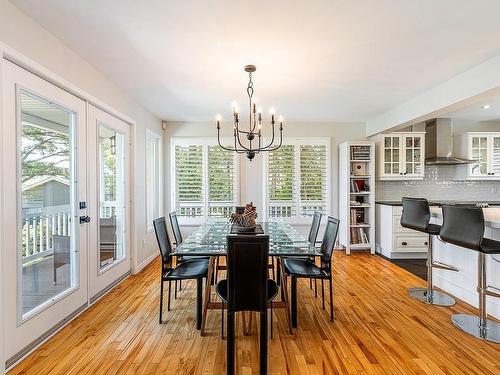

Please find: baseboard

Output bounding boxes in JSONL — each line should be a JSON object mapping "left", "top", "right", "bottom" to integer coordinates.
{"left": 376, "top": 246, "right": 427, "bottom": 259}
{"left": 134, "top": 252, "right": 158, "bottom": 274}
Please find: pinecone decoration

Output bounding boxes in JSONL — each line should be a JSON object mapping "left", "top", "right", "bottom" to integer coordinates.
{"left": 230, "top": 202, "right": 257, "bottom": 227}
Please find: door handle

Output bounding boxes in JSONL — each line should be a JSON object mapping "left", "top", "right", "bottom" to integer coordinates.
{"left": 401, "top": 241, "right": 407, "bottom": 246}
{"left": 79, "top": 216, "right": 91, "bottom": 224}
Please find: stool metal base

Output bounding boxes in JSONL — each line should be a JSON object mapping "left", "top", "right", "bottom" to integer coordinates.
{"left": 408, "top": 288, "right": 456, "bottom": 306}
{"left": 451, "top": 314, "right": 500, "bottom": 344}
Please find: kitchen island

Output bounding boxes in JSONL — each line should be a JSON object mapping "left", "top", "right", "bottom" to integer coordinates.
{"left": 430, "top": 206, "right": 500, "bottom": 319}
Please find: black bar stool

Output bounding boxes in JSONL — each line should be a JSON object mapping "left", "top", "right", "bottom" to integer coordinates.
{"left": 440, "top": 204, "right": 500, "bottom": 343}
{"left": 400, "top": 197, "right": 457, "bottom": 306}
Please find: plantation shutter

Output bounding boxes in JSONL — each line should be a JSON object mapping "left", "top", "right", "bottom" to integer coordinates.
{"left": 175, "top": 144, "right": 204, "bottom": 218}
{"left": 208, "top": 146, "right": 236, "bottom": 217}
{"left": 267, "top": 145, "right": 296, "bottom": 218}
{"left": 299, "top": 144, "right": 327, "bottom": 216}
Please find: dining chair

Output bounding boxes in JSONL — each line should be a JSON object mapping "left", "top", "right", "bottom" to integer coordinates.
{"left": 216, "top": 235, "right": 277, "bottom": 375}
{"left": 278, "top": 211, "right": 322, "bottom": 294}
{"left": 153, "top": 217, "right": 209, "bottom": 327}
{"left": 169, "top": 211, "right": 209, "bottom": 296}
{"left": 283, "top": 216, "right": 339, "bottom": 321}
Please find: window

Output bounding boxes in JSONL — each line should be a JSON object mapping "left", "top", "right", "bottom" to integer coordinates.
{"left": 265, "top": 138, "right": 330, "bottom": 224}
{"left": 172, "top": 138, "right": 239, "bottom": 224}
{"left": 146, "top": 130, "right": 160, "bottom": 231}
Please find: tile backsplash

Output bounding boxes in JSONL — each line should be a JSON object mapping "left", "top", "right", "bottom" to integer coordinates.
{"left": 376, "top": 165, "right": 500, "bottom": 201}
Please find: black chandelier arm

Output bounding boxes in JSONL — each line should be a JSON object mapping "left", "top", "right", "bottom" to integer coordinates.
{"left": 259, "top": 127, "right": 283, "bottom": 151}
{"left": 258, "top": 122, "right": 278, "bottom": 150}
{"left": 235, "top": 128, "right": 252, "bottom": 151}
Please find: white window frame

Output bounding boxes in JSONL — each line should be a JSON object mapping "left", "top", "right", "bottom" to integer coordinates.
{"left": 171, "top": 137, "right": 240, "bottom": 226}
{"left": 145, "top": 129, "right": 161, "bottom": 232}
{"left": 263, "top": 137, "right": 331, "bottom": 225}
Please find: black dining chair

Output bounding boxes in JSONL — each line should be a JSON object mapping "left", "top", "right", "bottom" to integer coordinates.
{"left": 153, "top": 217, "right": 209, "bottom": 328}
{"left": 283, "top": 216, "right": 339, "bottom": 322}
{"left": 169, "top": 211, "right": 209, "bottom": 295}
{"left": 216, "top": 235, "right": 277, "bottom": 375}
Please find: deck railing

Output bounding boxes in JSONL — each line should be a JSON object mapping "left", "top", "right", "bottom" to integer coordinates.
{"left": 22, "top": 204, "right": 71, "bottom": 262}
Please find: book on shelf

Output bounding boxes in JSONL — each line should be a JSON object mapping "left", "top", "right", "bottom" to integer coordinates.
{"left": 350, "top": 145, "right": 371, "bottom": 160}
{"left": 350, "top": 179, "right": 370, "bottom": 193}
{"left": 350, "top": 208, "right": 365, "bottom": 225}
{"left": 350, "top": 227, "right": 370, "bottom": 244}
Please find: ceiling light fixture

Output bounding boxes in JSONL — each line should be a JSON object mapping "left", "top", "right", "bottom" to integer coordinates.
{"left": 216, "top": 65, "right": 283, "bottom": 161}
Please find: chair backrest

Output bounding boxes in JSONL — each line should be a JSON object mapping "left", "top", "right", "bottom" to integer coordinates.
{"left": 400, "top": 197, "right": 431, "bottom": 233}
{"left": 169, "top": 211, "right": 183, "bottom": 246}
{"left": 226, "top": 235, "right": 270, "bottom": 313}
{"left": 235, "top": 206, "right": 245, "bottom": 215}
{"left": 308, "top": 211, "right": 322, "bottom": 245}
{"left": 320, "top": 217, "right": 340, "bottom": 267}
{"left": 153, "top": 217, "right": 173, "bottom": 270}
{"left": 440, "top": 205, "right": 484, "bottom": 251}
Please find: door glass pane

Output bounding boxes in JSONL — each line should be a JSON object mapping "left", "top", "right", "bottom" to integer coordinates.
{"left": 493, "top": 137, "right": 500, "bottom": 175}
{"left": 392, "top": 163, "right": 399, "bottom": 174}
{"left": 384, "top": 137, "right": 391, "bottom": 148}
{"left": 392, "top": 137, "right": 399, "bottom": 147}
{"left": 414, "top": 149, "right": 420, "bottom": 162}
{"left": 384, "top": 163, "right": 391, "bottom": 174}
{"left": 384, "top": 149, "right": 391, "bottom": 162}
{"left": 20, "top": 90, "right": 75, "bottom": 317}
{"left": 99, "top": 125, "right": 126, "bottom": 269}
{"left": 393, "top": 149, "right": 399, "bottom": 162}
{"left": 414, "top": 137, "right": 420, "bottom": 148}
{"left": 406, "top": 137, "right": 413, "bottom": 148}
{"left": 406, "top": 149, "right": 412, "bottom": 163}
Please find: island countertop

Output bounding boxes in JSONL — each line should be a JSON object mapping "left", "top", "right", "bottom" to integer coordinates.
{"left": 376, "top": 200, "right": 500, "bottom": 207}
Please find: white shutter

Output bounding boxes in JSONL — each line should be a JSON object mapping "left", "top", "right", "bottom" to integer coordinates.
{"left": 299, "top": 144, "right": 327, "bottom": 217}
{"left": 208, "top": 146, "right": 237, "bottom": 217}
{"left": 267, "top": 145, "right": 296, "bottom": 219}
{"left": 174, "top": 144, "right": 204, "bottom": 218}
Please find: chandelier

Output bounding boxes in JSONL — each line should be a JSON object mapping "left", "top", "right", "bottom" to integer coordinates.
{"left": 216, "top": 65, "right": 283, "bottom": 161}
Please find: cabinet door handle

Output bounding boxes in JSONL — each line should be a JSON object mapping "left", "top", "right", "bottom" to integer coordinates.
{"left": 401, "top": 241, "right": 407, "bottom": 246}
{"left": 424, "top": 241, "right": 428, "bottom": 246}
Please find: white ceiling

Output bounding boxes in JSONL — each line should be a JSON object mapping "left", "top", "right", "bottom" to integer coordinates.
{"left": 444, "top": 95, "right": 500, "bottom": 122}
{"left": 11, "top": 0, "right": 500, "bottom": 123}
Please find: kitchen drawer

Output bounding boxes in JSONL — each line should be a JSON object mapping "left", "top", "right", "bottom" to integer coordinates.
{"left": 394, "top": 235, "right": 429, "bottom": 252}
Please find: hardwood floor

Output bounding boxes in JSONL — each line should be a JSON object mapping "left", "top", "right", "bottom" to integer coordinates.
{"left": 9, "top": 252, "right": 500, "bottom": 375}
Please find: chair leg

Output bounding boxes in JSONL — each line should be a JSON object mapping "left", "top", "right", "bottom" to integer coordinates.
{"left": 159, "top": 279, "right": 164, "bottom": 324}
{"left": 277, "top": 261, "right": 281, "bottom": 286}
{"left": 272, "top": 258, "right": 276, "bottom": 280}
{"left": 309, "top": 278, "right": 312, "bottom": 289}
{"left": 314, "top": 279, "right": 317, "bottom": 298}
{"left": 174, "top": 280, "right": 178, "bottom": 299}
{"left": 260, "top": 311, "right": 268, "bottom": 375}
{"left": 215, "top": 257, "right": 219, "bottom": 285}
{"left": 221, "top": 301, "right": 225, "bottom": 339}
{"left": 227, "top": 311, "right": 235, "bottom": 375}
{"left": 167, "top": 280, "right": 172, "bottom": 311}
{"left": 270, "top": 302, "right": 273, "bottom": 339}
{"left": 321, "top": 279, "right": 325, "bottom": 309}
{"left": 179, "top": 280, "right": 182, "bottom": 291}
{"left": 329, "top": 276, "right": 334, "bottom": 321}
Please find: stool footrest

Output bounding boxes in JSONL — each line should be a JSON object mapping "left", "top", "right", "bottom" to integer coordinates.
{"left": 484, "top": 286, "right": 500, "bottom": 298}
{"left": 431, "top": 261, "right": 458, "bottom": 272}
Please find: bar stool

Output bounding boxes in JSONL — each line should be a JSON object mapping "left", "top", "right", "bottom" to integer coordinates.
{"left": 400, "top": 197, "right": 457, "bottom": 306}
{"left": 440, "top": 204, "right": 500, "bottom": 343}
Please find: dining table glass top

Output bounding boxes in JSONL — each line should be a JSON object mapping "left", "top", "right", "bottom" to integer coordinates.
{"left": 171, "top": 221, "right": 322, "bottom": 257}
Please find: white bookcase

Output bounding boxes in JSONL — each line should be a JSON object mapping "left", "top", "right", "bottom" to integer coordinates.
{"left": 339, "top": 141, "right": 376, "bottom": 254}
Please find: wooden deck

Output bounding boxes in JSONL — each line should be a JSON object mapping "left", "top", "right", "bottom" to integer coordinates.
{"left": 9, "top": 252, "right": 500, "bottom": 374}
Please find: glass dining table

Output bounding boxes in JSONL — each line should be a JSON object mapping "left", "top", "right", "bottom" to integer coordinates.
{"left": 171, "top": 221, "right": 322, "bottom": 335}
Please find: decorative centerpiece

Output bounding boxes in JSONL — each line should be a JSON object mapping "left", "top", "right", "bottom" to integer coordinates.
{"left": 230, "top": 202, "right": 257, "bottom": 232}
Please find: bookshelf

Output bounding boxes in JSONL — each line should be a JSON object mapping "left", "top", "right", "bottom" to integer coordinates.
{"left": 339, "top": 141, "right": 375, "bottom": 255}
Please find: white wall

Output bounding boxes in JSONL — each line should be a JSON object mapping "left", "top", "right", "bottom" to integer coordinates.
{"left": 165, "top": 121, "right": 366, "bottom": 236}
{"left": 0, "top": 1, "right": 163, "bottom": 271}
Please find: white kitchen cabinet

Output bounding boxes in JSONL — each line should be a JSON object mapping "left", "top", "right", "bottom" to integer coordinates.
{"left": 375, "top": 204, "right": 428, "bottom": 259}
{"left": 461, "top": 132, "right": 500, "bottom": 180}
{"left": 375, "top": 132, "right": 425, "bottom": 180}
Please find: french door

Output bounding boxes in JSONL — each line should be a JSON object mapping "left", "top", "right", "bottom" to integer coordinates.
{"left": 1, "top": 60, "right": 130, "bottom": 364}
{"left": 87, "top": 104, "right": 130, "bottom": 300}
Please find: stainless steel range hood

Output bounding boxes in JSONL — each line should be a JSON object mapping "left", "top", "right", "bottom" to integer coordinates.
{"left": 425, "top": 118, "right": 475, "bottom": 165}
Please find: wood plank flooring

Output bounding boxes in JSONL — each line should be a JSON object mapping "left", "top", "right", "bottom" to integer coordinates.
{"left": 9, "top": 252, "right": 500, "bottom": 374}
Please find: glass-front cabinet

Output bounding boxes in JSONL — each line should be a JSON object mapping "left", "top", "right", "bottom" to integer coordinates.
{"left": 377, "top": 132, "right": 425, "bottom": 180}
{"left": 466, "top": 132, "right": 500, "bottom": 179}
